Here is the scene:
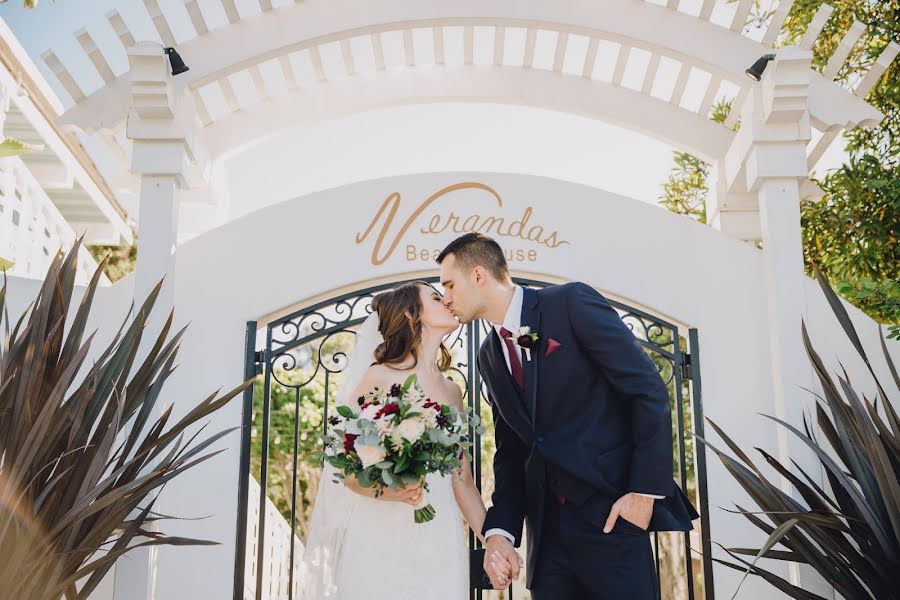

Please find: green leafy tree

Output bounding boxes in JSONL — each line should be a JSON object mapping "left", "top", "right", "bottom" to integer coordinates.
{"left": 249, "top": 327, "right": 352, "bottom": 542}
{"left": 0, "top": 137, "right": 40, "bottom": 156}
{"left": 250, "top": 373, "right": 326, "bottom": 542}
{"left": 659, "top": 151, "right": 711, "bottom": 224}
{"left": 87, "top": 235, "right": 138, "bottom": 283}
{"left": 0, "top": 0, "right": 50, "bottom": 9}
{"left": 660, "top": 0, "right": 899, "bottom": 334}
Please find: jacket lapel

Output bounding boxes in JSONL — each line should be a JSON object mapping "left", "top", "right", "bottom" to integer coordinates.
{"left": 520, "top": 287, "right": 541, "bottom": 421}
{"left": 484, "top": 328, "right": 532, "bottom": 430}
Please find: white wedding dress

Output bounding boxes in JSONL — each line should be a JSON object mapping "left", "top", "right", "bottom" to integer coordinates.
{"left": 298, "top": 314, "right": 469, "bottom": 599}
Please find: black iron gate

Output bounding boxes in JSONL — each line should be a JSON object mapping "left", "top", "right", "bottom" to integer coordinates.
{"left": 234, "top": 278, "right": 714, "bottom": 600}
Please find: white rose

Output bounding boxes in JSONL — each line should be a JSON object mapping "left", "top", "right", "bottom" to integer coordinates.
{"left": 396, "top": 418, "right": 426, "bottom": 442}
{"left": 356, "top": 443, "right": 387, "bottom": 468}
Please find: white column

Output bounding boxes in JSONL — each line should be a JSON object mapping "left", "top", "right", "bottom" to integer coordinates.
{"left": 707, "top": 158, "right": 761, "bottom": 243}
{"left": 758, "top": 177, "right": 809, "bottom": 456}
{"left": 745, "top": 47, "right": 833, "bottom": 597}
{"left": 133, "top": 175, "right": 178, "bottom": 307}
{"left": 113, "top": 41, "right": 203, "bottom": 600}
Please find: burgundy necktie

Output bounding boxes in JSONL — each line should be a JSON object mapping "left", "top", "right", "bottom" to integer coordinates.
{"left": 499, "top": 327, "right": 524, "bottom": 390}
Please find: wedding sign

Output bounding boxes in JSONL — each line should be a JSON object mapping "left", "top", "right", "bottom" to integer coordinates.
{"left": 355, "top": 181, "right": 571, "bottom": 266}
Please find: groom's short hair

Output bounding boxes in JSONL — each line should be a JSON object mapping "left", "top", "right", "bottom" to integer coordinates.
{"left": 437, "top": 233, "right": 509, "bottom": 281}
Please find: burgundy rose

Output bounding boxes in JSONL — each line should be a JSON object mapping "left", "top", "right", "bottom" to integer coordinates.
{"left": 343, "top": 433, "right": 358, "bottom": 453}
{"left": 375, "top": 402, "right": 400, "bottom": 419}
{"left": 423, "top": 400, "right": 441, "bottom": 412}
{"left": 360, "top": 400, "right": 381, "bottom": 412}
{"left": 517, "top": 334, "right": 537, "bottom": 349}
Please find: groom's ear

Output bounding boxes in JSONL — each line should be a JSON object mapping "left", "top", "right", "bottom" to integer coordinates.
{"left": 473, "top": 265, "right": 487, "bottom": 285}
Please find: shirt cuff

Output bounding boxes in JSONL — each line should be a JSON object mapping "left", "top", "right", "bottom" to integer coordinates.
{"left": 634, "top": 492, "right": 665, "bottom": 499}
{"left": 484, "top": 528, "right": 516, "bottom": 544}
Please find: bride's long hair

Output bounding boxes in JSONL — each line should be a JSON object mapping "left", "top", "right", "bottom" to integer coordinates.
{"left": 370, "top": 281, "right": 452, "bottom": 372}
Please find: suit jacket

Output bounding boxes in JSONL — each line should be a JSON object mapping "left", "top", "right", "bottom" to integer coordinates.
{"left": 478, "top": 282, "right": 699, "bottom": 587}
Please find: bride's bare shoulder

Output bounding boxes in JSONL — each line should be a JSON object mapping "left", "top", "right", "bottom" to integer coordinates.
{"left": 363, "top": 362, "right": 390, "bottom": 377}
{"left": 440, "top": 376, "right": 464, "bottom": 410}
{"left": 350, "top": 363, "right": 393, "bottom": 397}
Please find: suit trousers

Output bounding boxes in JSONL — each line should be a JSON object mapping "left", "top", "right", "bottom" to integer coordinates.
{"left": 529, "top": 490, "right": 659, "bottom": 600}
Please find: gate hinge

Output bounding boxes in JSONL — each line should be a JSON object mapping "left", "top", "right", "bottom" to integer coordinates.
{"left": 680, "top": 353, "right": 692, "bottom": 379}
{"left": 253, "top": 350, "right": 266, "bottom": 375}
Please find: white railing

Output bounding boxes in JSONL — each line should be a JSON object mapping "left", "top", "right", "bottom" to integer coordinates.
{"left": 245, "top": 477, "right": 305, "bottom": 600}
{"left": 0, "top": 157, "right": 104, "bottom": 286}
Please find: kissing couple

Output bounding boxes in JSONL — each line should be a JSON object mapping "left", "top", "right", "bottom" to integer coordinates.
{"left": 299, "top": 232, "right": 698, "bottom": 599}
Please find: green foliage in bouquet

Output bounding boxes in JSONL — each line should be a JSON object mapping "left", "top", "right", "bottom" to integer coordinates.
{"left": 0, "top": 242, "right": 252, "bottom": 600}
{"left": 699, "top": 264, "right": 900, "bottom": 599}
{"left": 323, "top": 373, "right": 482, "bottom": 523}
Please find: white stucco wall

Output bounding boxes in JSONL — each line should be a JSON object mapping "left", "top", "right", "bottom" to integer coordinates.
{"left": 4, "top": 173, "right": 898, "bottom": 599}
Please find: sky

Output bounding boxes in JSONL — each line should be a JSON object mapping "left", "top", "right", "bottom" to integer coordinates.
{"left": 1, "top": 0, "right": 852, "bottom": 216}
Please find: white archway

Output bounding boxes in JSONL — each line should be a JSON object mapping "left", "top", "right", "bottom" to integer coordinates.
{"left": 154, "top": 172, "right": 773, "bottom": 599}
{"left": 202, "top": 67, "right": 734, "bottom": 162}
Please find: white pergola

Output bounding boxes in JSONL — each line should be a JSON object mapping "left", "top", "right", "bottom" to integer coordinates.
{"left": 17, "top": 1, "right": 898, "bottom": 598}
{"left": 0, "top": 19, "right": 131, "bottom": 283}
{"left": 42, "top": 1, "right": 891, "bottom": 235}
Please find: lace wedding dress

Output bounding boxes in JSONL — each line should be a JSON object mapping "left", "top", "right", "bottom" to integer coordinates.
{"left": 298, "top": 313, "right": 469, "bottom": 599}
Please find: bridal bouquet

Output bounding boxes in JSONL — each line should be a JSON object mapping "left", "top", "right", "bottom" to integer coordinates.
{"left": 323, "top": 374, "right": 480, "bottom": 523}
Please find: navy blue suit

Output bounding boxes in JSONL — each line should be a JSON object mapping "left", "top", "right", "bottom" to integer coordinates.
{"left": 478, "top": 283, "right": 698, "bottom": 597}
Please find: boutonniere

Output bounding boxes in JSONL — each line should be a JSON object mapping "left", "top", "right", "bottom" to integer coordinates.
{"left": 506, "top": 326, "right": 540, "bottom": 361}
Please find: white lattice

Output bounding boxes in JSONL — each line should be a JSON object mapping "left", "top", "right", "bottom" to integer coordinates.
{"left": 244, "top": 477, "right": 305, "bottom": 600}
{"left": 0, "top": 158, "right": 104, "bottom": 285}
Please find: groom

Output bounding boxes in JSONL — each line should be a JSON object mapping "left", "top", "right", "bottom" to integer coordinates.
{"left": 437, "top": 233, "right": 698, "bottom": 599}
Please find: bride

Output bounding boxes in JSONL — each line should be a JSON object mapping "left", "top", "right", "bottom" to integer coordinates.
{"left": 298, "top": 281, "right": 520, "bottom": 599}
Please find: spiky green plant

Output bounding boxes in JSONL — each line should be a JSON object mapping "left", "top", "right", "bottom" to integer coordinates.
{"left": 0, "top": 242, "right": 252, "bottom": 600}
{"left": 700, "top": 264, "right": 900, "bottom": 599}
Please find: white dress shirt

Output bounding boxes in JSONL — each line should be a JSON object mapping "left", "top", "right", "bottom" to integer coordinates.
{"left": 484, "top": 286, "right": 662, "bottom": 545}
{"left": 484, "top": 286, "right": 525, "bottom": 544}
{"left": 493, "top": 285, "right": 525, "bottom": 373}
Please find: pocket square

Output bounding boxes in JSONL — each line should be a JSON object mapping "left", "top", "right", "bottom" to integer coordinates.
{"left": 545, "top": 338, "right": 562, "bottom": 357}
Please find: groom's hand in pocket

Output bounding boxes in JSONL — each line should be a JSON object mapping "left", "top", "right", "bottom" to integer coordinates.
{"left": 604, "top": 492, "right": 654, "bottom": 533}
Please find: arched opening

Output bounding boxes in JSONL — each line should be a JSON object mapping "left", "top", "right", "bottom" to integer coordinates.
{"left": 235, "top": 276, "right": 712, "bottom": 599}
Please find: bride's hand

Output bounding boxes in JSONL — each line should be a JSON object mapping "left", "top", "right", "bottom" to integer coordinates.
{"left": 379, "top": 482, "right": 423, "bottom": 506}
